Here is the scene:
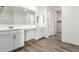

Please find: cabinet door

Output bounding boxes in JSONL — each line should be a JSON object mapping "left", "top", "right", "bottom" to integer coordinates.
{"left": 14, "top": 30, "right": 24, "bottom": 49}
{"left": 0, "top": 34, "right": 14, "bottom": 52}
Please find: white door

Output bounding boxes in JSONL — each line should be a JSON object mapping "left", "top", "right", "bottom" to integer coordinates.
{"left": 0, "top": 34, "right": 14, "bottom": 52}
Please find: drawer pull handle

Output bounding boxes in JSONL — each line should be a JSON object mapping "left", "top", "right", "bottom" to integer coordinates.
{"left": 13, "top": 35, "right": 16, "bottom": 39}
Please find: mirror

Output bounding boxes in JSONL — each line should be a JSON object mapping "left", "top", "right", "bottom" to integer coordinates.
{"left": 24, "top": 9, "right": 35, "bottom": 25}
{"left": 0, "top": 6, "right": 36, "bottom": 25}
{"left": 0, "top": 6, "right": 14, "bottom": 25}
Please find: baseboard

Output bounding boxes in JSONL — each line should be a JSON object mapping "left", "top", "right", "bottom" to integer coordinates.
{"left": 38, "top": 36, "right": 46, "bottom": 41}
{"left": 62, "top": 41, "right": 79, "bottom": 47}
{"left": 25, "top": 36, "right": 46, "bottom": 42}
{"left": 11, "top": 46, "right": 24, "bottom": 52}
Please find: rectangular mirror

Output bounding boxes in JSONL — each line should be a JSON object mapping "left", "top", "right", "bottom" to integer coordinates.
{"left": 0, "top": 6, "right": 14, "bottom": 25}
{"left": 0, "top": 6, "right": 36, "bottom": 25}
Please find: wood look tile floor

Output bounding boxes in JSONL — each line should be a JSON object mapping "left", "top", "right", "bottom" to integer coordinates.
{"left": 15, "top": 35, "right": 79, "bottom": 52}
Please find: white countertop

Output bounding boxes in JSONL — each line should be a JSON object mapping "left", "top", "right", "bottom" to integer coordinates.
{"left": 0, "top": 25, "right": 37, "bottom": 31}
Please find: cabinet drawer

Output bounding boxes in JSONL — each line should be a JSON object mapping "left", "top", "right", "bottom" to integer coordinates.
{"left": 0, "top": 30, "right": 17, "bottom": 35}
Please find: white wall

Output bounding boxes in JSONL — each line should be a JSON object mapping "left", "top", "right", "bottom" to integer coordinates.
{"left": 62, "top": 6, "right": 79, "bottom": 45}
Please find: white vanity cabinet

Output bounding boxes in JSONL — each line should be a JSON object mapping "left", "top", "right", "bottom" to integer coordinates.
{"left": 0, "top": 30, "right": 24, "bottom": 52}
{"left": 14, "top": 30, "right": 24, "bottom": 49}
{"left": 0, "top": 34, "right": 14, "bottom": 52}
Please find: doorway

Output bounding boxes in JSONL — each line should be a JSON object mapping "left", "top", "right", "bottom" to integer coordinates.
{"left": 54, "top": 9, "right": 62, "bottom": 40}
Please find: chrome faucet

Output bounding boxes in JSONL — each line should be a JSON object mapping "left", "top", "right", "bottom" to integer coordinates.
{"left": 9, "top": 25, "right": 13, "bottom": 29}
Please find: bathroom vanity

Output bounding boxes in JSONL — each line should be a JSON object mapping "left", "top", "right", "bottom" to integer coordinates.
{"left": 0, "top": 30, "right": 24, "bottom": 51}
{"left": 0, "top": 25, "right": 36, "bottom": 52}
{"left": 0, "top": 6, "right": 47, "bottom": 52}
